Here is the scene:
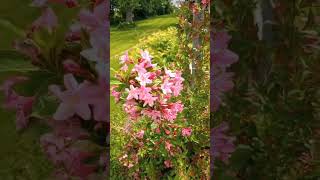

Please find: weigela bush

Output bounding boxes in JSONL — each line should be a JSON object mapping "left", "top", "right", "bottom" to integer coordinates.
{"left": 111, "top": 49, "right": 196, "bottom": 178}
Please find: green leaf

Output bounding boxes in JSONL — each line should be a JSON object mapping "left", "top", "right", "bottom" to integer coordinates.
{"left": 111, "top": 79, "right": 122, "bottom": 85}
{"left": 0, "top": 50, "right": 38, "bottom": 73}
{"left": 229, "top": 144, "right": 253, "bottom": 171}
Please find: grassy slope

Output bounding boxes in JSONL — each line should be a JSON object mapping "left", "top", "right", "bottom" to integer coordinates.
{"left": 110, "top": 14, "right": 177, "bottom": 69}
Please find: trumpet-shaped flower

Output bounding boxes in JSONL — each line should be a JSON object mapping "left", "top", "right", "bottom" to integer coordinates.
{"left": 135, "top": 72, "right": 153, "bottom": 86}
{"left": 32, "top": 7, "right": 58, "bottom": 33}
{"left": 49, "top": 74, "right": 91, "bottom": 120}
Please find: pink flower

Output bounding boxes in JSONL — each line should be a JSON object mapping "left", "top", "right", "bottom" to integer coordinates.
{"left": 165, "top": 141, "right": 173, "bottom": 152}
{"left": 133, "top": 62, "right": 147, "bottom": 74}
{"left": 4, "top": 92, "right": 34, "bottom": 131}
{"left": 135, "top": 72, "right": 153, "bottom": 86}
{"left": 171, "top": 82, "right": 183, "bottom": 96}
{"left": 0, "top": 76, "right": 29, "bottom": 97}
{"left": 12, "top": 39, "right": 40, "bottom": 63}
{"left": 201, "top": 0, "right": 209, "bottom": 6}
{"left": 161, "top": 79, "right": 173, "bottom": 95}
{"left": 120, "top": 64, "right": 128, "bottom": 72}
{"left": 120, "top": 51, "right": 130, "bottom": 64}
{"left": 211, "top": 71, "right": 234, "bottom": 111}
{"left": 111, "top": 86, "right": 121, "bottom": 102}
{"left": 142, "top": 94, "right": 157, "bottom": 107}
{"left": 78, "top": 77, "right": 108, "bottom": 122}
{"left": 170, "top": 101, "right": 184, "bottom": 113}
{"left": 49, "top": 74, "right": 91, "bottom": 120}
{"left": 165, "top": 68, "right": 176, "bottom": 78}
{"left": 212, "top": 31, "right": 239, "bottom": 68}
{"left": 142, "top": 109, "right": 161, "bottom": 121}
{"left": 140, "top": 50, "right": 152, "bottom": 62}
{"left": 136, "top": 130, "right": 144, "bottom": 139}
{"left": 181, "top": 127, "right": 192, "bottom": 137}
{"left": 32, "top": 7, "right": 58, "bottom": 33}
{"left": 0, "top": 76, "right": 34, "bottom": 130}
{"left": 31, "top": 0, "right": 78, "bottom": 8}
{"left": 138, "top": 86, "right": 157, "bottom": 107}
{"left": 79, "top": 0, "right": 108, "bottom": 63}
{"left": 126, "top": 85, "right": 139, "bottom": 100}
{"left": 211, "top": 122, "right": 236, "bottom": 164}
{"left": 123, "top": 100, "right": 139, "bottom": 120}
{"left": 65, "top": 23, "right": 81, "bottom": 42}
{"left": 164, "top": 160, "right": 173, "bottom": 168}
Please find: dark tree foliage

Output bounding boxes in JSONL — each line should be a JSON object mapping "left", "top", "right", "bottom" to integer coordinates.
{"left": 111, "top": 0, "right": 174, "bottom": 24}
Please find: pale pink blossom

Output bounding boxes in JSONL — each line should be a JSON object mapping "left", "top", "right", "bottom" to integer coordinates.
{"left": 211, "top": 122, "right": 236, "bottom": 164}
{"left": 0, "top": 76, "right": 34, "bottom": 130}
{"left": 164, "top": 160, "right": 173, "bottom": 168}
{"left": 136, "top": 130, "right": 144, "bottom": 139}
{"left": 135, "top": 72, "right": 153, "bottom": 86}
{"left": 79, "top": 0, "right": 108, "bottom": 63}
{"left": 161, "top": 79, "right": 173, "bottom": 95}
{"left": 165, "top": 141, "right": 173, "bottom": 152}
{"left": 124, "top": 100, "right": 139, "bottom": 120}
{"left": 31, "top": 0, "right": 78, "bottom": 8}
{"left": 49, "top": 74, "right": 91, "bottom": 120}
{"left": 140, "top": 50, "right": 152, "bottom": 62}
{"left": 111, "top": 86, "right": 121, "bottom": 102}
{"left": 138, "top": 86, "right": 157, "bottom": 107}
{"left": 3, "top": 92, "right": 34, "bottom": 130}
{"left": 78, "top": 77, "right": 108, "bottom": 122}
{"left": 32, "top": 7, "right": 58, "bottom": 33}
{"left": 120, "top": 64, "right": 128, "bottom": 72}
{"left": 165, "top": 68, "right": 176, "bottom": 78}
{"left": 141, "top": 109, "right": 161, "bottom": 121}
{"left": 120, "top": 51, "right": 130, "bottom": 64}
{"left": 126, "top": 85, "right": 140, "bottom": 100}
{"left": 133, "top": 63, "right": 147, "bottom": 74}
{"left": 171, "top": 82, "right": 183, "bottom": 96}
{"left": 181, "top": 127, "right": 192, "bottom": 137}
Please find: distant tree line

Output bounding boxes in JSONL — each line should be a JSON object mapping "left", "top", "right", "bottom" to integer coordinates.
{"left": 111, "top": 0, "right": 174, "bottom": 24}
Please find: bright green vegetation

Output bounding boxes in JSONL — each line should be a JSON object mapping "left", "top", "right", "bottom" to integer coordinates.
{"left": 110, "top": 14, "right": 178, "bottom": 68}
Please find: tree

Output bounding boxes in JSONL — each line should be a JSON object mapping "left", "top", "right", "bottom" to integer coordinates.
{"left": 115, "top": 0, "right": 140, "bottom": 22}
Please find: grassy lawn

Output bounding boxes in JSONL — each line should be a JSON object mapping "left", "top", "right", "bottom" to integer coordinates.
{"left": 110, "top": 14, "right": 178, "bottom": 69}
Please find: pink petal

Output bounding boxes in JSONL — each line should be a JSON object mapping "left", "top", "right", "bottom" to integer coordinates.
{"left": 53, "top": 103, "right": 75, "bottom": 120}
{"left": 64, "top": 74, "right": 78, "bottom": 90}
{"left": 49, "top": 85, "right": 63, "bottom": 100}
{"left": 74, "top": 104, "right": 91, "bottom": 120}
{"left": 78, "top": 10, "right": 100, "bottom": 30}
{"left": 93, "top": 0, "right": 108, "bottom": 22}
{"left": 32, "top": 7, "right": 58, "bottom": 32}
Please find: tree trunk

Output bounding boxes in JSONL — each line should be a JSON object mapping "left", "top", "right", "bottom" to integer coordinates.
{"left": 126, "top": 9, "right": 134, "bottom": 23}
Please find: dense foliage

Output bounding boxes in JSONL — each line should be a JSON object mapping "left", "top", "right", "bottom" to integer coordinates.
{"left": 212, "top": 0, "right": 320, "bottom": 179}
{"left": 110, "top": 0, "right": 174, "bottom": 24}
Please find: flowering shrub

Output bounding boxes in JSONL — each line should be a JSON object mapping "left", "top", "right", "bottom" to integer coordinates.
{"left": 111, "top": 49, "right": 200, "bottom": 178}
{"left": 0, "top": 0, "right": 109, "bottom": 179}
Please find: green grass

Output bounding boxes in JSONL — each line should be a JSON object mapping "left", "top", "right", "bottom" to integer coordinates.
{"left": 110, "top": 14, "right": 178, "bottom": 69}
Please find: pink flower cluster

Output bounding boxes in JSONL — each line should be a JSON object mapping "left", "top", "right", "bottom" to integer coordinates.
{"left": 210, "top": 29, "right": 237, "bottom": 168}
{"left": 0, "top": 77, "right": 34, "bottom": 130}
{"left": 112, "top": 50, "right": 193, "bottom": 172}
{"left": 211, "top": 30, "right": 239, "bottom": 112}
{"left": 112, "top": 50, "right": 184, "bottom": 123}
{"left": 211, "top": 122, "right": 236, "bottom": 163}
